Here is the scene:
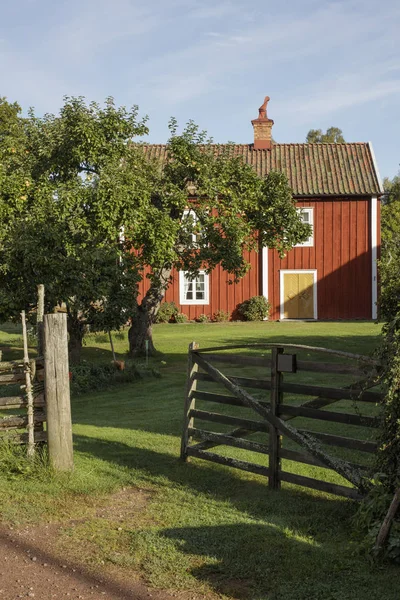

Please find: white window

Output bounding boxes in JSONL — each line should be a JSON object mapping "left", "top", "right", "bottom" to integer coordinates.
{"left": 295, "top": 208, "right": 314, "bottom": 247}
{"left": 179, "top": 271, "right": 209, "bottom": 305}
{"left": 182, "top": 209, "right": 201, "bottom": 245}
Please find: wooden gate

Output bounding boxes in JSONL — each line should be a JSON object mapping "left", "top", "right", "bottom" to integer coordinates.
{"left": 181, "top": 343, "right": 382, "bottom": 499}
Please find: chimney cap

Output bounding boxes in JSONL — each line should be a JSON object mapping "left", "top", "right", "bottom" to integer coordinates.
{"left": 251, "top": 96, "right": 274, "bottom": 150}
{"left": 258, "top": 96, "right": 270, "bottom": 119}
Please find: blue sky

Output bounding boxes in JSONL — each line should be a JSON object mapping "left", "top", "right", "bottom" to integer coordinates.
{"left": 1, "top": 0, "right": 399, "bottom": 179}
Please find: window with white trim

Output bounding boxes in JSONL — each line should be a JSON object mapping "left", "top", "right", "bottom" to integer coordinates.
{"left": 295, "top": 208, "right": 314, "bottom": 247}
{"left": 179, "top": 271, "right": 209, "bottom": 305}
{"left": 182, "top": 209, "right": 201, "bottom": 245}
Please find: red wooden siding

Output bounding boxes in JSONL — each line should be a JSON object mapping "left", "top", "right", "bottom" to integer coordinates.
{"left": 138, "top": 196, "right": 379, "bottom": 321}
{"left": 268, "top": 197, "right": 373, "bottom": 320}
{"left": 138, "top": 249, "right": 260, "bottom": 321}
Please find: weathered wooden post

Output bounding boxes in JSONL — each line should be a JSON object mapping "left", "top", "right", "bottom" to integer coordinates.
{"left": 37, "top": 284, "right": 45, "bottom": 357}
{"left": 269, "top": 346, "right": 283, "bottom": 489}
{"left": 44, "top": 313, "right": 74, "bottom": 471}
{"left": 180, "top": 341, "right": 199, "bottom": 461}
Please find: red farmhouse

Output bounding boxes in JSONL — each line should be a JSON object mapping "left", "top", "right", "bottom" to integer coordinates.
{"left": 142, "top": 98, "right": 383, "bottom": 321}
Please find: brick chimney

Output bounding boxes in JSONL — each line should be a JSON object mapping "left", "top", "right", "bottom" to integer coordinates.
{"left": 251, "top": 96, "right": 274, "bottom": 150}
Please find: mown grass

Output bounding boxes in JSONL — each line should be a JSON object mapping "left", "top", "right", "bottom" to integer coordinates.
{"left": 1, "top": 320, "right": 399, "bottom": 599}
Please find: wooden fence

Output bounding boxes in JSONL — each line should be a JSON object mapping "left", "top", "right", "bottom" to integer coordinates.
{"left": 0, "top": 312, "right": 73, "bottom": 471}
{"left": 0, "top": 355, "right": 46, "bottom": 444}
{"left": 181, "top": 343, "right": 383, "bottom": 500}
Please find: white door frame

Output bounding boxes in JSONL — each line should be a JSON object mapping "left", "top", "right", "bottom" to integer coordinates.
{"left": 280, "top": 269, "right": 318, "bottom": 320}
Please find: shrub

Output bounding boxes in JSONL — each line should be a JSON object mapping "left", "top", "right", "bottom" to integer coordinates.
{"left": 70, "top": 361, "right": 160, "bottom": 395}
{"left": 237, "top": 296, "right": 270, "bottom": 321}
{"left": 213, "top": 309, "right": 230, "bottom": 322}
{"left": 196, "top": 313, "right": 210, "bottom": 323}
{"left": 155, "top": 302, "right": 179, "bottom": 323}
{"left": 174, "top": 312, "right": 188, "bottom": 323}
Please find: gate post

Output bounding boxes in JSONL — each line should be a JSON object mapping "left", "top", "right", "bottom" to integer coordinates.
{"left": 269, "top": 346, "right": 283, "bottom": 489}
{"left": 44, "top": 313, "right": 74, "bottom": 471}
{"left": 180, "top": 341, "right": 199, "bottom": 461}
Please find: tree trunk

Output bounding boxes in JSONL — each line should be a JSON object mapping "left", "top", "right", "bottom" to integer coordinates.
{"left": 128, "top": 268, "right": 171, "bottom": 357}
{"left": 67, "top": 314, "right": 85, "bottom": 365}
{"left": 128, "top": 307, "right": 158, "bottom": 357}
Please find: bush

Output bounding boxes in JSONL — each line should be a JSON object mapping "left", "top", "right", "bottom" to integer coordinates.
{"left": 70, "top": 361, "right": 160, "bottom": 396}
{"left": 196, "top": 313, "right": 210, "bottom": 323}
{"left": 237, "top": 296, "right": 270, "bottom": 321}
{"left": 174, "top": 312, "right": 188, "bottom": 323}
{"left": 213, "top": 309, "right": 230, "bottom": 322}
{"left": 155, "top": 302, "right": 179, "bottom": 323}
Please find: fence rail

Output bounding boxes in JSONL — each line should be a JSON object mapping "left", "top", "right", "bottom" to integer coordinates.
{"left": 181, "top": 342, "right": 382, "bottom": 500}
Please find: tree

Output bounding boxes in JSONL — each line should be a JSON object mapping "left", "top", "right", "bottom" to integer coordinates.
{"left": 379, "top": 172, "right": 400, "bottom": 321}
{"left": 126, "top": 120, "right": 311, "bottom": 356}
{"left": 0, "top": 97, "right": 149, "bottom": 362}
{"left": 306, "top": 127, "right": 345, "bottom": 143}
{"left": 0, "top": 97, "right": 311, "bottom": 360}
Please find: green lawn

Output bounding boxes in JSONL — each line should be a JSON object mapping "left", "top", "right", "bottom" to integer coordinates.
{"left": 1, "top": 321, "right": 399, "bottom": 600}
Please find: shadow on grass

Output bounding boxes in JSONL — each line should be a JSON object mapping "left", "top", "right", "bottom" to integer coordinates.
{"left": 161, "top": 522, "right": 399, "bottom": 600}
{"left": 73, "top": 434, "right": 351, "bottom": 539}
{"left": 73, "top": 435, "right": 400, "bottom": 600}
{"left": 162, "top": 523, "right": 368, "bottom": 600}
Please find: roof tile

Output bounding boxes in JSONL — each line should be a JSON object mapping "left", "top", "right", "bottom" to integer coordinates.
{"left": 140, "top": 143, "right": 381, "bottom": 196}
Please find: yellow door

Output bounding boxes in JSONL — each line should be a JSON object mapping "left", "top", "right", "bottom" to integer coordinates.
{"left": 283, "top": 272, "right": 315, "bottom": 319}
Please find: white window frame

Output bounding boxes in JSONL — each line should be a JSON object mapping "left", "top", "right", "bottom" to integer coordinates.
{"left": 182, "top": 209, "right": 201, "bottom": 245}
{"left": 179, "top": 271, "right": 209, "bottom": 305}
{"left": 279, "top": 269, "right": 318, "bottom": 321}
{"left": 295, "top": 207, "right": 314, "bottom": 247}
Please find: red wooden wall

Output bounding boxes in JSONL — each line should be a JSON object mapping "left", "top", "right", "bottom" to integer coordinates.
{"left": 138, "top": 196, "right": 379, "bottom": 321}
{"left": 268, "top": 197, "right": 374, "bottom": 320}
{"left": 138, "top": 249, "right": 261, "bottom": 321}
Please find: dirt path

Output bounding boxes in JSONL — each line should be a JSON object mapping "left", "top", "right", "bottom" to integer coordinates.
{"left": 0, "top": 524, "right": 204, "bottom": 600}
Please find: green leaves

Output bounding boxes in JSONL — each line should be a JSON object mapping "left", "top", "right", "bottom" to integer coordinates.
{"left": 306, "top": 127, "right": 345, "bottom": 143}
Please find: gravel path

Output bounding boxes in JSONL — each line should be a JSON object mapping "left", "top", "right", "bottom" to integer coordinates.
{"left": 0, "top": 525, "right": 178, "bottom": 600}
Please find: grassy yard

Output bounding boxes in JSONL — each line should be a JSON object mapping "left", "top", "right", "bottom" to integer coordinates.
{"left": 0, "top": 320, "right": 399, "bottom": 600}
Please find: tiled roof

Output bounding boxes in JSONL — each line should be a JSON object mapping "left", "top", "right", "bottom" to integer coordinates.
{"left": 142, "top": 143, "right": 383, "bottom": 197}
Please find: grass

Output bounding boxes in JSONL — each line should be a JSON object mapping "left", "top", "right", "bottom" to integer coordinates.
{"left": 1, "top": 320, "right": 399, "bottom": 599}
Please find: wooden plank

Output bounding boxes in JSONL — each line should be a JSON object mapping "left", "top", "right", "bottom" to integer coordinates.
{"left": 280, "top": 381, "right": 382, "bottom": 403}
{"left": 279, "top": 404, "right": 378, "bottom": 428}
{"left": 192, "top": 426, "right": 257, "bottom": 452}
{"left": 298, "top": 428, "right": 377, "bottom": 453}
{"left": 280, "top": 448, "right": 369, "bottom": 472}
{"left": 0, "top": 360, "right": 25, "bottom": 371}
{"left": 195, "top": 372, "right": 272, "bottom": 391}
{"left": 188, "top": 427, "right": 269, "bottom": 454}
{"left": 279, "top": 470, "right": 363, "bottom": 500}
{"left": 4, "top": 431, "right": 48, "bottom": 444}
{"left": 193, "top": 390, "right": 249, "bottom": 408}
{"left": 195, "top": 353, "right": 271, "bottom": 368}
{"left": 187, "top": 447, "right": 270, "bottom": 477}
{"left": 0, "top": 393, "right": 45, "bottom": 409}
{"left": 0, "top": 372, "right": 25, "bottom": 384}
{"left": 181, "top": 342, "right": 199, "bottom": 461}
{"left": 37, "top": 284, "right": 45, "bottom": 357}
{"left": 44, "top": 313, "right": 74, "bottom": 471}
{"left": 296, "top": 360, "right": 369, "bottom": 376}
{"left": 190, "top": 408, "right": 268, "bottom": 432}
{"left": 195, "top": 344, "right": 379, "bottom": 365}
{"left": 269, "top": 347, "right": 283, "bottom": 489}
{"left": 0, "top": 411, "right": 46, "bottom": 429}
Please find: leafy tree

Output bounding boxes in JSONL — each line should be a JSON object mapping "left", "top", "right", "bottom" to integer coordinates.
{"left": 379, "top": 172, "right": 400, "bottom": 321}
{"left": 0, "top": 97, "right": 148, "bottom": 362}
{"left": 306, "top": 127, "right": 345, "bottom": 143}
{"left": 0, "top": 97, "right": 311, "bottom": 359}
{"left": 126, "top": 119, "right": 311, "bottom": 356}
